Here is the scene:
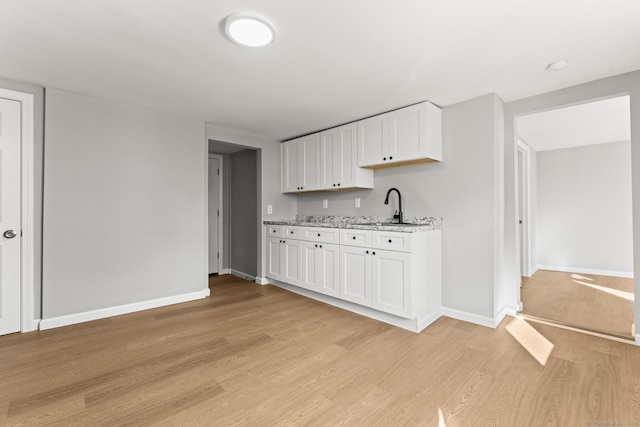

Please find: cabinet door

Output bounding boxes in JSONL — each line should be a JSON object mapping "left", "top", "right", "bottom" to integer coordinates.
{"left": 332, "top": 123, "right": 357, "bottom": 187}
{"left": 299, "top": 134, "right": 321, "bottom": 191}
{"left": 320, "top": 129, "right": 335, "bottom": 189}
{"left": 266, "top": 237, "right": 283, "bottom": 281}
{"left": 302, "top": 241, "right": 318, "bottom": 291}
{"left": 283, "top": 239, "right": 303, "bottom": 287}
{"left": 371, "top": 249, "right": 411, "bottom": 318}
{"left": 339, "top": 246, "right": 371, "bottom": 306}
{"left": 282, "top": 141, "right": 299, "bottom": 193}
{"left": 357, "top": 113, "right": 388, "bottom": 167}
{"left": 317, "top": 243, "right": 340, "bottom": 297}
{"left": 388, "top": 103, "right": 427, "bottom": 163}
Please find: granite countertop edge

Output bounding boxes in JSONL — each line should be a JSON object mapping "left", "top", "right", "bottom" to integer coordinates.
{"left": 263, "top": 215, "right": 442, "bottom": 233}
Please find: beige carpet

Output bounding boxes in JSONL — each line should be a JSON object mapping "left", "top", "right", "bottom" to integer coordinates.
{"left": 521, "top": 269, "right": 634, "bottom": 339}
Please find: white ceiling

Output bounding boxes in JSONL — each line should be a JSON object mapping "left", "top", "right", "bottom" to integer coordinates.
{"left": 517, "top": 95, "right": 631, "bottom": 152}
{"left": 1, "top": 0, "right": 639, "bottom": 141}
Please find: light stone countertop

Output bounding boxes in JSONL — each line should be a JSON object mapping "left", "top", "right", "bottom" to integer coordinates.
{"left": 264, "top": 215, "right": 442, "bottom": 233}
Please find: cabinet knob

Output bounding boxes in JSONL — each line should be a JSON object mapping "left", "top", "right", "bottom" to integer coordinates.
{"left": 290, "top": 231, "right": 294, "bottom": 234}
{"left": 352, "top": 236, "right": 356, "bottom": 240}
{"left": 366, "top": 250, "right": 369, "bottom": 254}
{"left": 317, "top": 233, "right": 321, "bottom": 237}
{"left": 372, "top": 251, "right": 376, "bottom": 255}
{"left": 337, "top": 183, "right": 340, "bottom": 186}
{"left": 383, "top": 157, "right": 387, "bottom": 161}
{"left": 315, "top": 244, "right": 318, "bottom": 248}
{"left": 389, "top": 156, "right": 393, "bottom": 160}
{"left": 388, "top": 239, "right": 392, "bottom": 243}
{"left": 319, "top": 245, "right": 323, "bottom": 248}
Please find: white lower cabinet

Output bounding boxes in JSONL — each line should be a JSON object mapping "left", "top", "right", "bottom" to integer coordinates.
{"left": 267, "top": 235, "right": 302, "bottom": 287}
{"left": 302, "top": 241, "right": 340, "bottom": 297}
{"left": 266, "top": 225, "right": 440, "bottom": 324}
{"left": 339, "top": 244, "right": 412, "bottom": 318}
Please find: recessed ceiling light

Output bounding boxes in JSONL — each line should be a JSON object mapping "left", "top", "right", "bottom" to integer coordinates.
{"left": 225, "top": 13, "right": 275, "bottom": 47}
{"left": 545, "top": 59, "right": 569, "bottom": 72}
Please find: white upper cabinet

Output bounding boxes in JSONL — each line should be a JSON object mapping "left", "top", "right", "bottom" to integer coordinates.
{"left": 283, "top": 124, "right": 373, "bottom": 193}
{"left": 358, "top": 101, "right": 442, "bottom": 168}
{"left": 320, "top": 123, "right": 373, "bottom": 191}
{"left": 282, "top": 133, "right": 321, "bottom": 193}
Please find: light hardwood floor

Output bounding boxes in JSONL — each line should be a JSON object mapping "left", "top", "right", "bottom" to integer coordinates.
{"left": 521, "top": 270, "right": 635, "bottom": 339}
{"left": 1, "top": 274, "right": 640, "bottom": 426}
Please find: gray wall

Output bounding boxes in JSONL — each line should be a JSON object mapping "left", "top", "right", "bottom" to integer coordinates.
{"left": 43, "top": 89, "right": 207, "bottom": 318}
{"left": 230, "top": 149, "right": 258, "bottom": 277}
{"left": 505, "top": 70, "right": 640, "bottom": 337}
{"left": 298, "top": 94, "right": 505, "bottom": 319}
{"left": 536, "top": 141, "right": 633, "bottom": 273}
{"left": 0, "top": 77, "right": 44, "bottom": 318}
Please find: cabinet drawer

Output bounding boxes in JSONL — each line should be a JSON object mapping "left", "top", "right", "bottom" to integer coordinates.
{"left": 267, "top": 225, "right": 284, "bottom": 238}
{"left": 303, "top": 227, "right": 340, "bottom": 244}
{"left": 284, "top": 226, "right": 302, "bottom": 239}
{"left": 372, "top": 231, "right": 411, "bottom": 252}
{"left": 340, "top": 229, "right": 372, "bottom": 247}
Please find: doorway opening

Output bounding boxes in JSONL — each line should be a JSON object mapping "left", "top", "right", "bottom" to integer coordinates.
{"left": 515, "top": 95, "right": 634, "bottom": 340}
{"left": 208, "top": 139, "right": 260, "bottom": 284}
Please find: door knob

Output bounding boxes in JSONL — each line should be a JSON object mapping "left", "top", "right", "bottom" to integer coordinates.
{"left": 3, "top": 230, "right": 17, "bottom": 239}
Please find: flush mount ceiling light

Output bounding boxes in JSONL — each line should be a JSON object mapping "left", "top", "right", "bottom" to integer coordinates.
{"left": 545, "top": 59, "right": 569, "bottom": 71}
{"left": 225, "top": 13, "right": 275, "bottom": 47}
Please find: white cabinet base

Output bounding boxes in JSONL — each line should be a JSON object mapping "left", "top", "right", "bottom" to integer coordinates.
{"left": 266, "top": 277, "right": 442, "bottom": 333}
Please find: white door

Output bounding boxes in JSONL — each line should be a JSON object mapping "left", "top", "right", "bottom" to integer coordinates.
{"left": 208, "top": 156, "right": 221, "bottom": 274}
{"left": 0, "top": 98, "right": 22, "bottom": 335}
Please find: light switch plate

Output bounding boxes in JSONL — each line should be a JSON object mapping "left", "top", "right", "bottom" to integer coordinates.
{"left": 355, "top": 198, "right": 361, "bottom": 208}
{"left": 267, "top": 205, "right": 273, "bottom": 214}
{"left": 323, "top": 199, "right": 328, "bottom": 209}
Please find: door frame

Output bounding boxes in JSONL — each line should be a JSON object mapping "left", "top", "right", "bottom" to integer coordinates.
{"left": 515, "top": 139, "right": 532, "bottom": 278}
{"left": 208, "top": 154, "right": 224, "bottom": 274}
{"left": 0, "top": 87, "right": 36, "bottom": 332}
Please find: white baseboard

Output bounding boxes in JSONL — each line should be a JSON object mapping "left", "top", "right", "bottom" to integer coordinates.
{"left": 441, "top": 307, "right": 497, "bottom": 328}
{"left": 536, "top": 265, "right": 633, "bottom": 279}
{"left": 441, "top": 305, "right": 517, "bottom": 329}
{"left": 526, "top": 266, "right": 538, "bottom": 277}
{"left": 230, "top": 269, "right": 256, "bottom": 281}
{"left": 39, "top": 288, "right": 210, "bottom": 331}
{"left": 636, "top": 334, "right": 640, "bottom": 346}
{"left": 24, "top": 319, "right": 41, "bottom": 332}
{"left": 218, "top": 268, "right": 231, "bottom": 275}
{"left": 255, "top": 277, "right": 269, "bottom": 285}
{"left": 494, "top": 305, "right": 518, "bottom": 327}
{"left": 268, "top": 280, "right": 441, "bottom": 333}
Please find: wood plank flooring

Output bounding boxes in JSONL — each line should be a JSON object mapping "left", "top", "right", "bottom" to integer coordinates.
{"left": 1, "top": 274, "right": 640, "bottom": 426}
{"left": 521, "top": 270, "right": 635, "bottom": 339}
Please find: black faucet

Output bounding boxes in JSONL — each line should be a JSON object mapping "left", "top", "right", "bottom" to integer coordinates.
{"left": 384, "top": 187, "right": 404, "bottom": 224}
